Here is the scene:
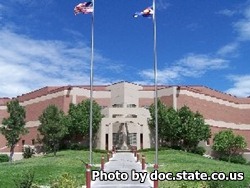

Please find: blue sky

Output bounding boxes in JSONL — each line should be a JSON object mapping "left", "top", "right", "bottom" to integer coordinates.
{"left": 0, "top": 0, "right": 250, "bottom": 97}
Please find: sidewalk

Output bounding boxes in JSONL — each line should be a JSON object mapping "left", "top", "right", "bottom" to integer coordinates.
{"left": 91, "top": 152, "right": 153, "bottom": 188}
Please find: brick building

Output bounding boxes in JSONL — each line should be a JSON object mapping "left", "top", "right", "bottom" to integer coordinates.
{"left": 0, "top": 81, "right": 250, "bottom": 159}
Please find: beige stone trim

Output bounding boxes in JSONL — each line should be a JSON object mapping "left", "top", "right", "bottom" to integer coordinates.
{"left": 26, "top": 121, "right": 40, "bottom": 128}
{"left": 180, "top": 90, "right": 250, "bottom": 109}
{"left": 20, "top": 90, "right": 66, "bottom": 106}
{"left": 2, "top": 121, "right": 39, "bottom": 128}
{"left": 138, "top": 91, "right": 154, "bottom": 98}
{"left": 20, "top": 88, "right": 111, "bottom": 106}
{"left": 173, "top": 87, "right": 177, "bottom": 110}
{"left": 71, "top": 87, "right": 111, "bottom": 98}
{"left": 0, "top": 106, "right": 7, "bottom": 110}
{"left": 206, "top": 119, "right": 250, "bottom": 130}
{"left": 139, "top": 87, "right": 174, "bottom": 98}
{"left": 158, "top": 87, "right": 174, "bottom": 97}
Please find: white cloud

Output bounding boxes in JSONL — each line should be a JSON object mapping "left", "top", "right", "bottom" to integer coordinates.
{"left": 217, "top": 9, "right": 237, "bottom": 17}
{"left": 139, "top": 68, "right": 179, "bottom": 84}
{"left": 217, "top": 42, "right": 239, "bottom": 56}
{"left": 0, "top": 29, "right": 117, "bottom": 97}
{"left": 176, "top": 54, "right": 228, "bottom": 70}
{"left": 234, "top": 19, "right": 250, "bottom": 41}
{"left": 138, "top": 54, "right": 228, "bottom": 84}
{"left": 226, "top": 75, "right": 250, "bottom": 97}
{"left": 215, "top": 3, "right": 250, "bottom": 58}
{"left": 234, "top": 3, "right": 250, "bottom": 41}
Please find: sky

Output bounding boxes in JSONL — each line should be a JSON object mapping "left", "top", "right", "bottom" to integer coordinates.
{"left": 0, "top": 0, "right": 250, "bottom": 98}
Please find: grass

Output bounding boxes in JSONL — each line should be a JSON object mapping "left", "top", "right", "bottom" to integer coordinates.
{"left": 141, "top": 149, "right": 250, "bottom": 188}
{"left": 0, "top": 150, "right": 103, "bottom": 187}
{"left": 0, "top": 149, "right": 250, "bottom": 187}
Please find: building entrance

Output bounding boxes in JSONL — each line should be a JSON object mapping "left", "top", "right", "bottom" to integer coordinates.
{"left": 112, "top": 123, "right": 137, "bottom": 150}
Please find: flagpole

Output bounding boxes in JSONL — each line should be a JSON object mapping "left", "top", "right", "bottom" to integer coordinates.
{"left": 152, "top": 0, "right": 159, "bottom": 167}
{"left": 89, "top": 0, "right": 95, "bottom": 165}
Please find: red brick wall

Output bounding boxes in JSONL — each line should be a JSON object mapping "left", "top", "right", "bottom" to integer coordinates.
{"left": 76, "top": 96, "right": 88, "bottom": 104}
{"left": 94, "top": 98, "right": 110, "bottom": 107}
{"left": 0, "top": 127, "right": 38, "bottom": 152}
{"left": 139, "top": 98, "right": 154, "bottom": 107}
{"left": 63, "top": 95, "right": 72, "bottom": 114}
{"left": 25, "top": 96, "right": 66, "bottom": 121}
{"left": 0, "top": 109, "right": 8, "bottom": 122}
{"left": 160, "top": 96, "right": 173, "bottom": 107}
{"left": 177, "top": 94, "right": 250, "bottom": 124}
{"left": 0, "top": 134, "right": 7, "bottom": 151}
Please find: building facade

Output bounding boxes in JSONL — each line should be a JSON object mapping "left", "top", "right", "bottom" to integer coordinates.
{"left": 0, "top": 81, "right": 250, "bottom": 158}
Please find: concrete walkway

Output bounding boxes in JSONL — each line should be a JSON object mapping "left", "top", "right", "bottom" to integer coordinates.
{"left": 91, "top": 152, "right": 153, "bottom": 188}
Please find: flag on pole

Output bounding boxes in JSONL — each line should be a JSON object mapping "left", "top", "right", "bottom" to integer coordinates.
{"left": 74, "top": 2, "right": 93, "bottom": 15}
{"left": 133, "top": 6, "right": 154, "bottom": 18}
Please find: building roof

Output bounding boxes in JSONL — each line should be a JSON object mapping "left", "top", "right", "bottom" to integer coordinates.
{"left": 179, "top": 85, "right": 250, "bottom": 104}
{"left": 1, "top": 81, "right": 250, "bottom": 105}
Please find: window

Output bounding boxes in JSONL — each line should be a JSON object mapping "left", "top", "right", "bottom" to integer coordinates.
{"left": 128, "top": 133, "right": 137, "bottom": 145}
{"left": 113, "top": 133, "right": 123, "bottom": 146}
{"left": 112, "top": 114, "right": 123, "bottom": 118}
{"left": 126, "top": 114, "right": 137, "bottom": 118}
{"left": 127, "top": 104, "right": 136, "bottom": 108}
{"left": 32, "top": 139, "right": 35, "bottom": 145}
{"left": 206, "top": 139, "right": 210, "bottom": 146}
{"left": 22, "top": 140, "right": 25, "bottom": 145}
{"left": 112, "top": 104, "right": 123, "bottom": 108}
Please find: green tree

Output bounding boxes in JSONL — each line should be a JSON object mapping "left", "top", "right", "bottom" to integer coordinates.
{"left": 149, "top": 100, "right": 180, "bottom": 146}
{"left": 149, "top": 102, "right": 211, "bottom": 150}
{"left": 38, "top": 105, "right": 68, "bottom": 156}
{"left": 212, "top": 129, "right": 247, "bottom": 162}
{"left": 67, "top": 99, "right": 102, "bottom": 141}
{"left": 178, "top": 106, "right": 211, "bottom": 151}
{"left": 0, "top": 100, "right": 27, "bottom": 162}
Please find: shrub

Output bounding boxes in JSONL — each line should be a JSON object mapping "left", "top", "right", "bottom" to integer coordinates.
{"left": 50, "top": 173, "right": 78, "bottom": 188}
{"left": 69, "top": 143, "right": 88, "bottom": 150}
{"left": 93, "top": 149, "right": 107, "bottom": 153}
{"left": 23, "top": 145, "right": 35, "bottom": 159}
{"left": 219, "top": 155, "right": 246, "bottom": 164}
{"left": 0, "top": 154, "right": 9, "bottom": 163}
{"left": 230, "top": 155, "right": 247, "bottom": 164}
{"left": 191, "top": 146, "right": 206, "bottom": 156}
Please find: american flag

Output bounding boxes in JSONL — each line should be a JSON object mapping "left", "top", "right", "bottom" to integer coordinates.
{"left": 74, "top": 2, "right": 93, "bottom": 15}
{"left": 133, "top": 6, "right": 154, "bottom": 18}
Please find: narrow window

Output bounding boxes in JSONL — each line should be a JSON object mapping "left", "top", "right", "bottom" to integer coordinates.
{"left": 206, "top": 139, "right": 210, "bottom": 146}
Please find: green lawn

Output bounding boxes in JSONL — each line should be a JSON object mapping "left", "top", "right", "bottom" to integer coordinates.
{"left": 0, "top": 150, "right": 103, "bottom": 187}
{"left": 141, "top": 149, "right": 250, "bottom": 188}
{"left": 0, "top": 149, "right": 250, "bottom": 188}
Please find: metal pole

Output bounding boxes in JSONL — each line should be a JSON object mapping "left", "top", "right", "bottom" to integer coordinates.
{"left": 152, "top": 0, "right": 158, "bottom": 167}
{"left": 89, "top": 0, "right": 95, "bottom": 165}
